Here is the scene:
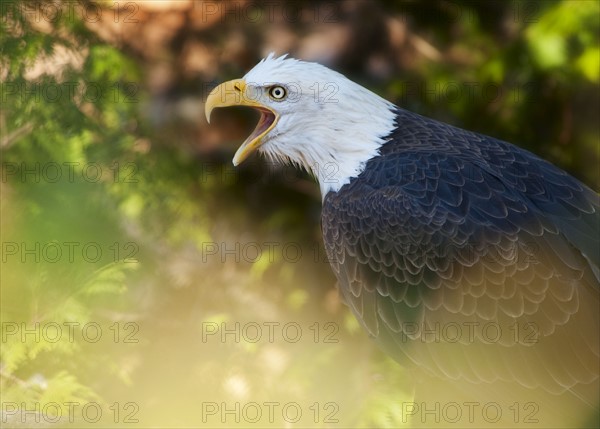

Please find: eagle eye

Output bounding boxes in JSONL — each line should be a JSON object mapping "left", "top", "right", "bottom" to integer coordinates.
{"left": 269, "top": 85, "right": 286, "bottom": 100}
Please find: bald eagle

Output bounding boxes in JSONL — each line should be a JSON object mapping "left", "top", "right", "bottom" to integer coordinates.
{"left": 206, "top": 54, "right": 599, "bottom": 427}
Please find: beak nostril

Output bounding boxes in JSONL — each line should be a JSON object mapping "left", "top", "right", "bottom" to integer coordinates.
{"left": 234, "top": 83, "right": 241, "bottom": 91}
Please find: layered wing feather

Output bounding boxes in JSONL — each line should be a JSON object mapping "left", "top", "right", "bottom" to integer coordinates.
{"left": 322, "top": 108, "right": 600, "bottom": 394}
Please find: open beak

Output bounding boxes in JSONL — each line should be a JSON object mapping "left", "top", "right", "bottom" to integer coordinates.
{"left": 205, "top": 79, "right": 278, "bottom": 166}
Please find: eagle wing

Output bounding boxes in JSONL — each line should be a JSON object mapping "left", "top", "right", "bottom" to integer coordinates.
{"left": 321, "top": 110, "right": 599, "bottom": 395}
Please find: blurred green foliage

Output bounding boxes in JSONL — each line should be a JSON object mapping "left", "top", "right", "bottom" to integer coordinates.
{"left": 1, "top": 1, "right": 143, "bottom": 423}
{"left": 1, "top": 1, "right": 598, "bottom": 427}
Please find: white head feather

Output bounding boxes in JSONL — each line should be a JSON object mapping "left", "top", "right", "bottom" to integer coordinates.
{"left": 242, "top": 53, "right": 397, "bottom": 197}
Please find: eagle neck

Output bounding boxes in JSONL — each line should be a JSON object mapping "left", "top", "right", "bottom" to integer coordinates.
{"left": 313, "top": 101, "right": 398, "bottom": 199}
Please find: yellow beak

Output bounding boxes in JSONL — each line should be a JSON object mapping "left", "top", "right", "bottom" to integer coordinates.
{"left": 205, "top": 79, "right": 279, "bottom": 166}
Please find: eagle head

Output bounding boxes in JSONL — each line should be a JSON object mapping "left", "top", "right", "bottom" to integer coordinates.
{"left": 205, "top": 53, "right": 396, "bottom": 195}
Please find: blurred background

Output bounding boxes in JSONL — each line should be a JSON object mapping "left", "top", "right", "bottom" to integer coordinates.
{"left": 1, "top": 1, "right": 598, "bottom": 427}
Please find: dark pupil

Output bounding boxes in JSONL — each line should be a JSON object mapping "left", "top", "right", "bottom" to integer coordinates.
{"left": 274, "top": 88, "right": 282, "bottom": 97}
